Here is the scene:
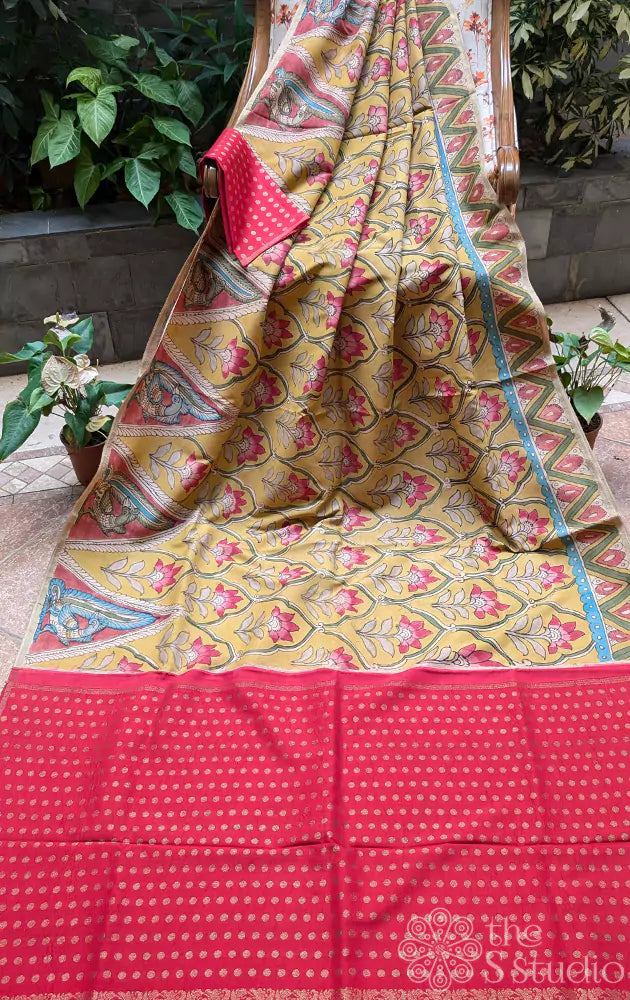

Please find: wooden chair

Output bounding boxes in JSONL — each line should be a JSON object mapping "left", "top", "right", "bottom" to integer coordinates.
{"left": 203, "top": 0, "right": 519, "bottom": 211}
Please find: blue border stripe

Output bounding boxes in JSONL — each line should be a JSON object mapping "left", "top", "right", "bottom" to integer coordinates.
{"left": 433, "top": 119, "right": 611, "bottom": 661}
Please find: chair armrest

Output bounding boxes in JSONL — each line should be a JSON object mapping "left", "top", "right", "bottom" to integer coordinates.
{"left": 203, "top": 0, "right": 271, "bottom": 200}
{"left": 491, "top": 0, "right": 520, "bottom": 210}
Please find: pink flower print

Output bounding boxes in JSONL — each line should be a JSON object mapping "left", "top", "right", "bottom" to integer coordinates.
{"left": 342, "top": 502, "right": 370, "bottom": 531}
{"left": 346, "top": 386, "right": 370, "bottom": 426}
{"left": 544, "top": 616, "right": 585, "bottom": 654}
{"left": 210, "top": 539, "right": 241, "bottom": 566}
{"left": 294, "top": 416, "right": 316, "bottom": 450}
{"left": 262, "top": 310, "right": 292, "bottom": 349}
{"left": 304, "top": 356, "right": 326, "bottom": 394}
{"left": 435, "top": 377, "right": 458, "bottom": 412}
{"left": 340, "top": 238, "right": 357, "bottom": 267}
{"left": 325, "top": 291, "right": 344, "bottom": 330}
{"left": 478, "top": 390, "right": 504, "bottom": 427}
{"left": 236, "top": 427, "right": 265, "bottom": 465}
{"left": 324, "top": 647, "right": 359, "bottom": 669}
{"left": 341, "top": 444, "right": 362, "bottom": 475}
{"left": 118, "top": 656, "right": 143, "bottom": 673}
{"left": 378, "top": 1, "right": 395, "bottom": 26}
{"left": 449, "top": 643, "right": 504, "bottom": 668}
{"left": 402, "top": 472, "right": 434, "bottom": 507}
{"left": 346, "top": 45, "right": 363, "bottom": 82}
{"left": 410, "top": 215, "right": 437, "bottom": 243}
{"left": 262, "top": 239, "right": 290, "bottom": 266}
{"left": 394, "top": 419, "right": 418, "bottom": 446}
{"left": 278, "top": 523, "right": 303, "bottom": 545}
{"left": 409, "top": 16, "right": 421, "bottom": 45}
{"left": 468, "top": 584, "right": 509, "bottom": 620}
{"left": 499, "top": 449, "right": 526, "bottom": 483}
{"left": 211, "top": 582, "right": 242, "bottom": 618}
{"left": 220, "top": 337, "right": 249, "bottom": 378}
{"left": 538, "top": 562, "right": 569, "bottom": 590}
{"left": 371, "top": 55, "right": 391, "bottom": 80}
{"left": 418, "top": 259, "right": 450, "bottom": 292}
{"left": 288, "top": 472, "right": 317, "bottom": 502}
{"left": 396, "top": 615, "right": 431, "bottom": 653}
{"left": 470, "top": 535, "right": 501, "bottom": 564}
{"left": 363, "top": 159, "right": 380, "bottom": 184}
{"left": 334, "top": 324, "right": 366, "bottom": 362}
{"left": 306, "top": 151, "right": 333, "bottom": 185}
{"left": 339, "top": 545, "right": 369, "bottom": 569}
{"left": 476, "top": 495, "right": 495, "bottom": 525}
{"left": 392, "top": 357, "right": 409, "bottom": 381}
{"left": 468, "top": 328, "right": 481, "bottom": 356}
{"left": 367, "top": 104, "right": 388, "bottom": 133}
{"left": 188, "top": 637, "right": 221, "bottom": 665}
{"left": 459, "top": 446, "right": 475, "bottom": 472}
{"left": 427, "top": 308, "right": 453, "bottom": 348}
{"left": 348, "top": 197, "right": 368, "bottom": 226}
{"left": 408, "top": 169, "right": 431, "bottom": 195}
{"left": 267, "top": 606, "right": 299, "bottom": 642}
{"left": 414, "top": 523, "right": 445, "bottom": 545}
{"left": 147, "top": 559, "right": 181, "bottom": 593}
{"left": 253, "top": 370, "right": 282, "bottom": 406}
{"left": 332, "top": 588, "right": 363, "bottom": 616}
{"left": 514, "top": 508, "right": 550, "bottom": 546}
{"left": 277, "top": 263, "right": 296, "bottom": 288}
{"left": 180, "top": 454, "right": 208, "bottom": 492}
{"left": 407, "top": 566, "right": 438, "bottom": 592}
{"left": 395, "top": 37, "right": 409, "bottom": 70}
{"left": 218, "top": 484, "right": 247, "bottom": 519}
{"left": 278, "top": 565, "right": 307, "bottom": 586}
{"left": 348, "top": 266, "right": 370, "bottom": 292}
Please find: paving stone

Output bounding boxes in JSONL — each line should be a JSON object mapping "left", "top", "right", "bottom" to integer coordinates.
{"left": 109, "top": 307, "right": 161, "bottom": 360}
{"left": 575, "top": 249, "right": 630, "bottom": 299}
{"left": 526, "top": 255, "right": 572, "bottom": 304}
{"left": 22, "top": 233, "right": 89, "bottom": 265}
{"left": 0, "top": 240, "right": 28, "bottom": 265}
{"left": 547, "top": 206, "right": 598, "bottom": 257}
{"left": 0, "top": 261, "right": 76, "bottom": 323}
{"left": 581, "top": 170, "right": 630, "bottom": 204}
{"left": 593, "top": 201, "right": 630, "bottom": 250}
{"left": 70, "top": 255, "right": 134, "bottom": 313}
{"left": 86, "top": 223, "right": 194, "bottom": 259}
{"left": 516, "top": 209, "right": 551, "bottom": 260}
{"left": 523, "top": 177, "right": 585, "bottom": 210}
{"left": 128, "top": 250, "right": 184, "bottom": 308}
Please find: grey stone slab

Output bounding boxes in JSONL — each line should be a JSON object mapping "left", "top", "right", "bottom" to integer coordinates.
{"left": 547, "top": 205, "right": 598, "bottom": 256}
{"left": 22, "top": 233, "right": 89, "bottom": 265}
{"left": 109, "top": 307, "right": 161, "bottom": 361}
{"left": 526, "top": 254, "right": 572, "bottom": 304}
{"left": 517, "top": 209, "right": 551, "bottom": 260}
{"left": 91, "top": 312, "right": 116, "bottom": 366}
{"left": 593, "top": 201, "right": 630, "bottom": 250}
{"left": 70, "top": 256, "right": 134, "bottom": 313}
{"left": 523, "top": 177, "right": 585, "bottom": 210}
{"left": 48, "top": 203, "right": 151, "bottom": 234}
{"left": 582, "top": 171, "right": 630, "bottom": 204}
{"left": 0, "top": 212, "right": 51, "bottom": 240}
{"left": 128, "top": 250, "right": 184, "bottom": 308}
{"left": 0, "top": 241, "right": 28, "bottom": 265}
{"left": 86, "top": 223, "right": 194, "bottom": 259}
{"left": 0, "top": 262, "right": 76, "bottom": 323}
{"left": 575, "top": 249, "right": 630, "bottom": 299}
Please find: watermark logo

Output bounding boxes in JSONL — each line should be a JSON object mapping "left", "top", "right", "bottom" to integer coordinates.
{"left": 397, "top": 907, "right": 483, "bottom": 989}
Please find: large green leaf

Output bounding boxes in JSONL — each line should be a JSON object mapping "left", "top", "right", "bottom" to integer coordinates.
{"left": 170, "top": 78, "right": 204, "bottom": 125}
{"left": 177, "top": 145, "right": 197, "bottom": 178}
{"left": 74, "top": 146, "right": 102, "bottom": 208}
{"left": 137, "top": 141, "right": 170, "bottom": 160}
{"left": 76, "top": 88, "right": 117, "bottom": 146}
{"left": 124, "top": 158, "right": 161, "bottom": 208}
{"left": 48, "top": 110, "right": 81, "bottom": 167}
{"left": 572, "top": 386, "right": 604, "bottom": 425}
{"left": 165, "top": 190, "right": 203, "bottom": 233}
{"left": 132, "top": 73, "right": 177, "bottom": 106}
{"left": 27, "top": 386, "right": 55, "bottom": 415}
{"left": 63, "top": 410, "right": 87, "bottom": 449}
{"left": 99, "top": 381, "right": 133, "bottom": 406}
{"left": 0, "top": 397, "right": 41, "bottom": 460}
{"left": 0, "top": 342, "right": 47, "bottom": 365}
{"left": 153, "top": 117, "right": 191, "bottom": 146}
{"left": 31, "top": 115, "right": 59, "bottom": 165}
{"left": 69, "top": 316, "right": 95, "bottom": 355}
{"left": 66, "top": 66, "right": 103, "bottom": 94}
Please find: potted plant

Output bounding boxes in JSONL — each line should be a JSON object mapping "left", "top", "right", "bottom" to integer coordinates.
{"left": 0, "top": 312, "right": 132, "bottom": 484}
{"left": 549, "top": 307, "right": 630, "bottom": 448}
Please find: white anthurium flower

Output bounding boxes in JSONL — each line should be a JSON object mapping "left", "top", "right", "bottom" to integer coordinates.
{"left": 74, "top": 354, "right": 99, "bottom": 384}
{"left": 43, "top": 312, "right": 80, "bottom": 328}
{"left": 41, "top": 355, "right": 84, "bottom": 394}
{"left": 86, "top": 415, "right": 110, "bottom": 433}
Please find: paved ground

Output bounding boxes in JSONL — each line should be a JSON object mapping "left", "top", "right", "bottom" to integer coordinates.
{"left": 1, "top": 299, "right": 629, "bottom": 669}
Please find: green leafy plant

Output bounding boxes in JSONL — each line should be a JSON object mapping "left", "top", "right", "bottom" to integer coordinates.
{"left": 511, "top": 0, "right": 630, "bottom": 169}
{"left": 30, "top": 28, "right": 206, "bottom": 231}
{"left": 0, "top": 312, "right": 132, "bottom": 460}
{"left": 550, "top": 308, "right": 630, "bottom": 428}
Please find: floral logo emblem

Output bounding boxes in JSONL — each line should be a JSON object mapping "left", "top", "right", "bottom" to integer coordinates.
{"left": 398, "top": 907, "right": 482, "bottom": 990}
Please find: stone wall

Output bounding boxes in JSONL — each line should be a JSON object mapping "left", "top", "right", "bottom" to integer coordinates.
{"left": 518, "top": 153, "right": 630, "bottom": 303}
{"left": 2, "top": 153, "right": 630, "bottom": 367}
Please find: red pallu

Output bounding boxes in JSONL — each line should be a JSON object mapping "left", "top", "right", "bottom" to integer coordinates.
{"left": 1, "top": 664, "right": 630, "bottom": 996}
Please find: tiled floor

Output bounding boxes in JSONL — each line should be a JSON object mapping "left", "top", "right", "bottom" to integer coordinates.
{"left": 1, "top": 302, "right": 629, "bottom": 668}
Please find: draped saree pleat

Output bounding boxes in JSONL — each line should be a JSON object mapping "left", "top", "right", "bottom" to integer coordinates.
{"left": 1, "top": 0, "right": 630, "bottom": 994}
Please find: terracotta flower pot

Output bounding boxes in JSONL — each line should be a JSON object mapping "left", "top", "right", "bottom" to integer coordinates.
{"left": 62, "top": 435, "right": 105, "bottom": 486}
{"left": 581, "top": 411, "right": 603, "bottom": 450}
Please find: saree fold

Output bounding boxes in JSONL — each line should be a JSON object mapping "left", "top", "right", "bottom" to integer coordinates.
{"left": 2, "top": 0, "right": 630, "bottom": 994}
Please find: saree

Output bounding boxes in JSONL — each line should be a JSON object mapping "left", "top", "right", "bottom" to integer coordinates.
{"left": 2, "top": 0, "right": 630, "bottom": 994}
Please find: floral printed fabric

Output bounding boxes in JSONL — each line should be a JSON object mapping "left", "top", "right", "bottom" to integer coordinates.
{"left": 15, "top": 0, "right": 630, "bottom": 680}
